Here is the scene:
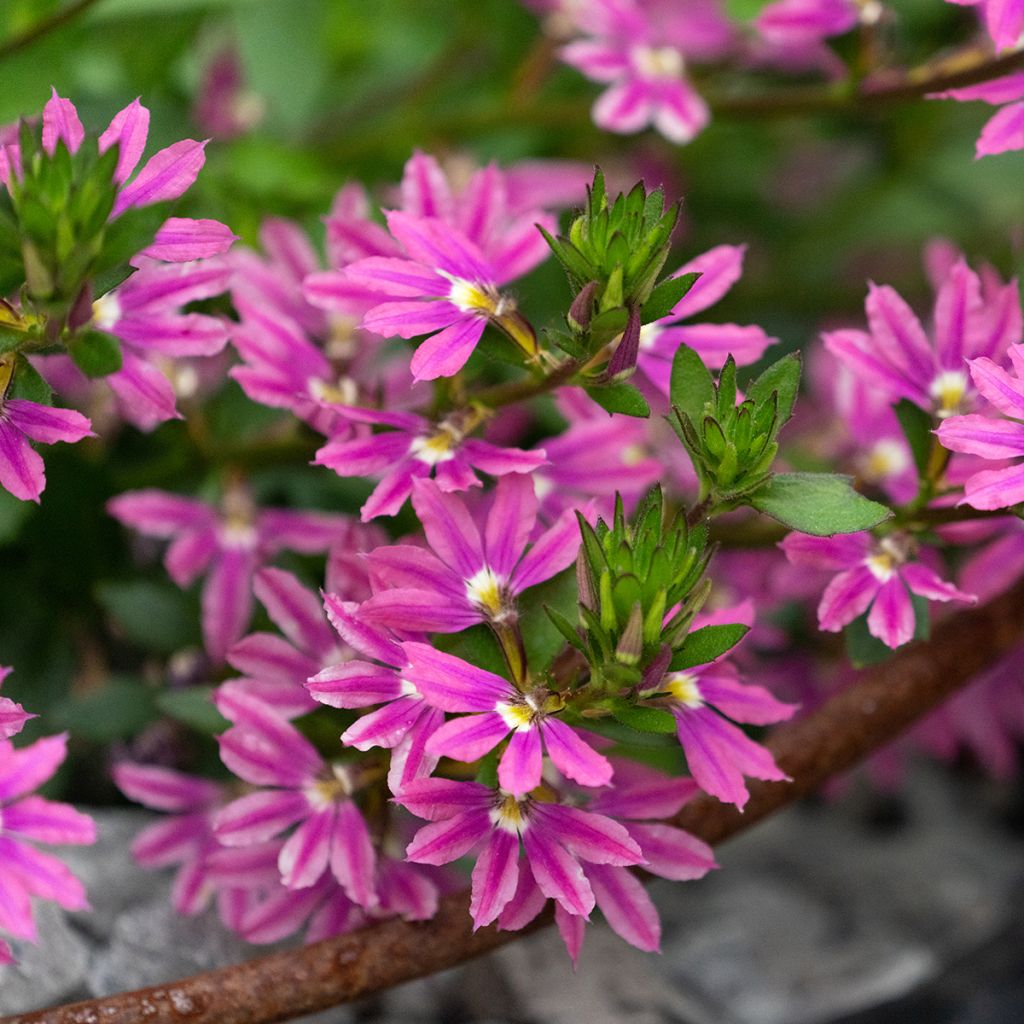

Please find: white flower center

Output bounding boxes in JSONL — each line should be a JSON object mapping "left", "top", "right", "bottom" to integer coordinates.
{"left": 92, "top": 292, "right": 122, "bottom": 331}
{"left": 408, "top": 429, "right": 458, "bottom": 465}
{"left": 465, "top": 566, "right": 506, "bottom": 617}
{"left": 638, "top": 322, "right": 662, "bottom": 352}
{"left": 929, "top": 370, "right": 969, "bottom": 418}
{"left": 442, "top": 273, "right": 503, "bottom": 317}
{"left": 632, "top": 45, "right": 684, "bottom": 80}
{"left": 398, "top": 676, "right": 420, "bottom": 698}
{"left": 666, "top": 672, "right": 704, "bottom": 708}
{"left": 308, "top": 375, "right": 358, "bottom": 406}
{"left": 489, "top": 792, "right": 530, "bottom": 834}
{"left": 306, "top": 763, "right": 353, "bottom": 809}
{"left": 865, "top": 536, "right": 908, "bottom": 582}
{"left": 860, "top": 439, "right": 910, "bottom": 482}
{"left": 219, "top": 521, "right": 258, "bottom": 550}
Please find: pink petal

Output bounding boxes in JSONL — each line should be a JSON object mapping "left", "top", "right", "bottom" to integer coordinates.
{"left": 498, "top": 726, "right": 543, "bottom": 796}
{"left": 403, "top": 641, "right": 511, "bottom": 711}
{"left": 541, "top": 719, "right": 613, "bottom": 788}
{"left": 42, "top": 90, "right": 84, "bottom": 156}
{"left": 405, "top": 811, "right": 491, "bottom": 865}
{"left": 587, "top": 864, "right": 660, "bottom": 952}
{"left": 409, "top": 315, "right": 487, "bottom": 381}
{"left": 279, "top": 807, "right": 333, "bottom": 889}
{"left": 113, "top": 139, "right": 208, "bottom": 216}
{"left": 866, "top": 575, "right": 916, "bottom": 648}
{"left": 99, "top": 98, "right": 151, "bottom": 184}
{"left": 522, "top": 827, "right": 594, "bottom": 918}
{"left": 469, "top": 827, "right": 520, "bottom": 928}
{"left": 214, "top": 790, "right": 309, "bottom": 846}
{"left": 428, "top": 711, "right": 510, "bottom": 762}
{"left": 817, "top": 564, "right": 880, "bottom": 632}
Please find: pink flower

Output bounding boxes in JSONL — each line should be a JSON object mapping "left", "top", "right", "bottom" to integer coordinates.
{"left": 781, "top": 532, "right": 976, "bottom": 648}
{"left": 500, "top": 761, "right": 717, "bottom": 959}
{"left": 358, "top": 475, "right": 583, "bottom": 635}
{"left": 402, "top": 643, "right": 611, "bottom": 797}
{"left": 86, "top": 258, "right": 234, "bottom": 429}
{"left": 823, "top": 256, "right": 1022, "bottom": 416}
{"left": 930, "top": 73, "right": 1024, "bottom": 158}
{"left": 0, "top": 732, "right": 96, "bottom": 959}
{"left": 107, "top": 486, "right": 352, "bottom": 662}
{"left": 339, "top": 211, "right": 538, "bottom": 380}
{"left": 306, "top": 594, "right": 442, "bottom": 794}
{"left": 937, "top": 344, "right": 1024, "bottom": 509}
{"left": 0, "top": 362, "right": 94, "bottom": 503}
{"left": 314, "top": 404, "right": 545, "bottom": 520}
{"left": 635, "top": 245, "right": 777, "bottom": 395}
{"left": 643, "top": 658, "right": 796, "bottom": 808}
{"left": 212, "top": 690, "right": 378, "bottom": 908}
{"left": 0, "top": 667, "right": 32, "bottom": 739}
{"left": 2, "top": 92, "right": 224, "bottom": 258}
{"left": 559, "top": 0, "right": 733, "bottom": 143}
{"left": 112, "top": 762, "right": 250, "bottom": 925}
{"left": 399, "top": 778, "right": 644, "bottom": 929}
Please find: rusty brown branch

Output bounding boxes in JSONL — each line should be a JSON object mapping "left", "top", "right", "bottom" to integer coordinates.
{"left": 9, "top": 575, "right": 1024, "bottom": 1024}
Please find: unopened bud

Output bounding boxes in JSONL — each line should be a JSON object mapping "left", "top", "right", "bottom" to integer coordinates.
{"left": 615, "top": 602, "right": 644, "bottom": 666}
{"left": 567, "top": 280, "right": 598, "bottom": 334}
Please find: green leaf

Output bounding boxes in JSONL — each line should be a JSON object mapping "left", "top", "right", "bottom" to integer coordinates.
{"left": 640, "top": 272, "right": 700, "bottom": 324}
{"left": 585, "top": 382, "right": 650, "bottom": 418}
{"left": 748, "top": 473, "right": 891, "bottom": 536}
{"left": 157, "top": 687, "right": 229, "bottom": 735}
{"left": 609, "top": 700, "right": 678, "bottom": 734}
{"left": 96, "top": 580, "right": 200, "bottom": 654}
{"left": 8, "top": 355, "right": 51, "bottom": 405}
{"left": 670, "top": 623, "right": 749, "bottom": 670}
{"left": 669, "top": 344, "right": 714, "bottom": 424}
{"left": 521, "top": 569, "right": 579, "bottom": 669}
{"left": 747, "top": 352, "right": 802, "bottom": 427}
{"left": 893, "top": 399, "right": 933, "bottom": 477}
{"left": 68, "top": 330, "right": 123, "bottom": 377}
{"left": 52, "top": 676, "right": 158, "bottom": 742}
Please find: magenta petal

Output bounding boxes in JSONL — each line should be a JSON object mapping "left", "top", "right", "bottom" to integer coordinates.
{"left": 403, "top": 642, "right": 512, "bottom": 711}
{"left": 866, "top": 575, "right": 915, "bottom": 648}
{"left": 0, "top": 838, "right": 88, "bottom": 910}
{"left": 99, "top": 98, "right": 151, "bottom": 184}
{"left": 42, "top": 90, "right": 84, "bottom": 156}
{"left": 0, "top": 418, "right": 46, "bottom": 502}
{"left": 969, "top": 355, "right": 1024, "bottom": 416}
{"left": 498, "top": 727, "right": 543, "bottom": 797}
{"left": 937, "top": 415, "right": 1024, "bottom": 459}
{"left": 202, "top": 546, "right": 257, "bottom": 664}
{"left": 114, "top": 138, "right": 208, "bottom": 215}
{"left": 409, "top": 315, "right": 486, "bottom": 381}
{"left": 510, "top": 507, "right": 582, "bottom": 593}
{"left": 410, "top": 478, "right": 484, "bottom": 577}
{"left": 112, "top": 762, "right": 219, "bottom": 812}
{"left": 672, "top": 244, "right": 746, "bottom": 318}
{"left": 107, "top": 353, "right": 182, "bottom": 429}
{"left": 817, "top": 565, "right": 879, "bottom": 632}
{"left": 977, "top": 101, "right": 1024, "bottom": 157}
{"left": 522, "top": 828, "right": 594, "bottom": 918}
{"left": 214, "top": 790, "right": 309, "bottom": 846}
{"left": 588, "top": 864, "right": 660, "bottom": 953}
{"left": 429, "top": 711, "right": 510, "bottom": 762}
{"left": 342, "top": 695, "right": 426, "bottom": 750}
{"left": 228, "top": 632, "right": 319, "bottom": 688}
{"left": 307, "top": 660, "right": 401, "bottom": 709}
{"left": 253, "top": 567, "right": 333, "bottom": 658}
{"left": 2, "top": 795, "right": 95, "bottom": 845}
{"left": 592, "top": 79, "right": 653, "bottom": 135}
{"left": 400, "top": 150, "right": 455, "bottom": 220}
{"left": 279, "top": 807, "right": 333, "bottom": 889}
{"left": 484, "top": 473, "right": 537, "bottom": 578}
{"left": 963, "top": 463, "right": 1024, "bottom": 509}
{"left": 143, "top": 217, "right": 237, "bottom": 261}
{"left": 900, "top": 563, "right": 976, "bottom": 604}
{"left": 330, "top": 801, "right": 378, "bottom": 908}
{"left": 531, "top": 804, "right": 643, "bottom": 866}
{"left": 780, "top": 531, "right": 868, "bottom": 570}
{"left": 359, "top": 588, "right": 480, "bottom": 633}
{"left": 697, "top": 671, "right": 798, "bottom": 726}
{"left": 674, "top": 706, "right": 788, "bottom": 809}
{"left": 387, "top": 705, "right": 443, "bottom": 795}
{"left": 497, "top": 862, "right": 548, "bottom": 931}
{"left": 0, "top": 733, "right": 67, "bottom": 801}
{"left": 470, "top": 828, "right": 520, "bottom": 929}
{"left": 4, "top": 400, "right": 93, "bottom": 444}
{"left": 541, "top": 719, "right": 613, "bottom": 788}
{"left": 344, "top": 257, "right": 447, "bottom": 297}
{"left": 627, "top": 822, "right": 717, "bottom": 881}
{"left": 405, "top": 810, "right": 491, "bottom": 865}
{"left": 396, "top": 777, "right": 493, "bottom": 820}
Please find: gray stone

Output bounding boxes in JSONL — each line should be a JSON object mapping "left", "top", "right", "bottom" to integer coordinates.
{"left": 0, "top": 903, "right": 91, "bottom": 1014}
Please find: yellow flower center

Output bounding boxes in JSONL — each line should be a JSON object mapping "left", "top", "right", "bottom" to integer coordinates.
{"left": 92, "top": 292, "right": 122, "bottom": 331}
{"left": 465, "top": 566, "right": 505, "bottom": 617}
{"left": 666, "top": 672, "right": 704, "bottom": 708}
{"left": 306, "top": 764, "right": 353, "bottom": 809}
{"left": 490, "top": 792, "right": 529, "bottom": 834}
{"left": 409, "top": 428, "right": 458, "bottom": 465}
{"left": 445, "top": 275, "right": 503, "bottom": 317}
{"left": 308, "top": 375, "right": 359, "bottom": 406}
{"left": 860, "top": 439, "right": 910, "bottom": 483}
{"left": 632, "top": 45, "right": 684, "bottom": 79}
{"left": 929, "top": 370, "right": 969, "bottom": 418}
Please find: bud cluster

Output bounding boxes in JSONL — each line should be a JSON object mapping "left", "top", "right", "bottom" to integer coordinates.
{"left": 549, "top": 487, "right": 710, "bottom": 692}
